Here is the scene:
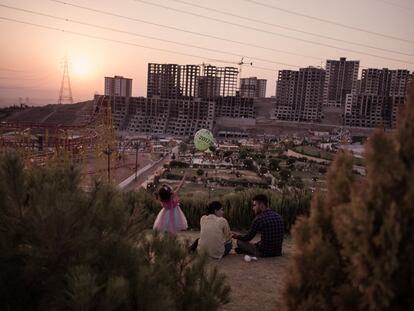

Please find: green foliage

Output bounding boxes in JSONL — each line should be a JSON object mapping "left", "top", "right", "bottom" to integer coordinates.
{"left": 279, "top": 169, "right": 291, "bottom": 182}
{"left": 180, "top": 189, "right": 311, "bottom": 232}
{"left": 179, "top": 142, "right": 188, "bottom": 154}
{"left": 243, "top": 159, "right": 256, "bottom": 171}
{"left": 164, "top": 173, "right": 183, "bottom": 180}
{"left": 281, "top": 85, "right": 414, "bottom": 311}
{"left": 318, "top": 166, "right": 327, "bottom": 174}
{"left": 170, "top": 160, "right": 189, "bottom": 168}
{"left": 289, "top": 176, "right": 304, "bottom": 189}
{"left": 268, "top": 158, "right": 280, "bottom": 171}
{"left": 196, "top": 169, "right": 204, "bottom": 176}
{"left": 259, "top": 166, "right": 268, "bottom": 174}
{"left": 0, "top": 154, "right": 230, "bottom": 311}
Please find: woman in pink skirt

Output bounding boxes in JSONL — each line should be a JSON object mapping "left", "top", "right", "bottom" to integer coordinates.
{"left": 153, "top": 176, "right": 188, "bottom": 234}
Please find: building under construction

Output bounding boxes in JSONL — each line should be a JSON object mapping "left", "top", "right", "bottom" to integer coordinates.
{"left": 147, "top": 63, "right": 239, "bottom": 100}
{"left": 109, "top": 62, "right": 254, "bottom": 137}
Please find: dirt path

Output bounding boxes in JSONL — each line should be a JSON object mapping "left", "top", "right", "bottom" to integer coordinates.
{"left": 286, "top": 149, "right": 330, "bottom": 164}
{"left": 178, "top": 231, "right": 294, "bottom": 311}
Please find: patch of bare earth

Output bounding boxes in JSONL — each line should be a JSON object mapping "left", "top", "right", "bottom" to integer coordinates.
{"left": 178, "top": 231, "right": 295, "bottom": 311}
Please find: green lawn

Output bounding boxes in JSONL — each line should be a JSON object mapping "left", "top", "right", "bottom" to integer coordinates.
{"left": 293, "top": 145, "right": 365, "bottom": 166}
{"left": 293, "top": 145, "right": 335, "bottom": 160}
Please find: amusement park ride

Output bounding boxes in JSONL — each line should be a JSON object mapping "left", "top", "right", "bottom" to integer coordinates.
{"left": 0, "top": 95, "right": 124, "bottom": 183}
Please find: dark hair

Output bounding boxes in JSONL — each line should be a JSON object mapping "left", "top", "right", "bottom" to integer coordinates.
{"left": 252, "top": 194, "right": 268, "bottom": 207}
{"left": 207, "top": 201, "right": 222, "bottom": 215}
{"left": 158, "top": 184, "right": 173, "bottom": 202}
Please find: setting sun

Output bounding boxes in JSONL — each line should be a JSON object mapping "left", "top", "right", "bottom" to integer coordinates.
{"left": 72, "top": 58, "right": 89, "bottom": 76}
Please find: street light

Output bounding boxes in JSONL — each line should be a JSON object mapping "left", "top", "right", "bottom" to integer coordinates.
{"left": 134, "top": 142, "right": 139, "bottom": 181}
{"left": 103, "top": 144, "right": 113, "bottom": 183}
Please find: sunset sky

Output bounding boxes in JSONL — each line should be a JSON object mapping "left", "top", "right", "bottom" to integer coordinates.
{"left": 0, "top": 0, "right": 413, "bottom": 106}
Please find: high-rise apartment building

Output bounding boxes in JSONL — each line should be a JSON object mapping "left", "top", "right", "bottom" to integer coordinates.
{"left": 323, "top": 57, "right": 359, "bottom": 108}
{"left": 147, "top": 63, "right": 239, "bottom": 100}
{"left": 344, "top": 68, "right": 411, "bottom": 128}
{"left": 104, "top": 76, "right": 132, "bottom": 97}
{"left": 274, "top": 67, "right": 325, "bottom": 122}
{"left": 344, "top": 94, "right": 405, "bottom": 128}
{"left": 147, "top": 63, "right": 200, "bottom": 99}
{"left": 196, "top": 76, "right": 221, "bottom": 99}
{"left": 360, "top": 68, "right": 411, "bottom": 96}
{"left": 240, "top": 77, "right": 267, "bottom": 98}
{"left": 201, "top": 65, "right": 238, "bottom": 98}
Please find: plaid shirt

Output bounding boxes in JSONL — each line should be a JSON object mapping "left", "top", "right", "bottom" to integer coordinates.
{"left": 238, "top": 209, "right": 284, "bottom": 256}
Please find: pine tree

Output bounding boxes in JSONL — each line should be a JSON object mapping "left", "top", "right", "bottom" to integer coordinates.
{"left": 0, "top": 154, "right": 230, "bottom": 311}
{"left": 281, "top": 84, "right": 414, "bottom": 311}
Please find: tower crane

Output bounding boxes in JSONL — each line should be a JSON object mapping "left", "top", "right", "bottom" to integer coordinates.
{"left": 237, "top": 57, "right": 253, "bottom": 91}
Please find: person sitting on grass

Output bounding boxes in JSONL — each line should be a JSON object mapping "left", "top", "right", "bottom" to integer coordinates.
{"left": 190, "top": 201, "right": 232, "bottom": 259}
{"left": 233, "top": 194, "right": 284, "bottom": 257}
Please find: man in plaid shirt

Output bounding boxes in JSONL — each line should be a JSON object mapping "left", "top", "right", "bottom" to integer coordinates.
{"left": 233, "top": 194, "right": 284, "bottom": 257}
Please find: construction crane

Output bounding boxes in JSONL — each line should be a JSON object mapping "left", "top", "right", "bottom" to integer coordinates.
{"left": 237, "top": 57, "right": 253, "bottom": 93}
{"left": 199, "top": 62, "right": 211, "bottom": 75}
{"left": 237, "top": 57, "right": 253, "bottom": 80}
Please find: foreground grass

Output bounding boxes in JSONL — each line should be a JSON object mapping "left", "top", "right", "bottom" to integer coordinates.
{"left": 178, "top": 231, "right": 295, "bottom": 311}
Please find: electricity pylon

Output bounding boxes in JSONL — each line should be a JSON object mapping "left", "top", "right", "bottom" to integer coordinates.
{"left": 58, "top": 56, "right": 73, "bottom": 105}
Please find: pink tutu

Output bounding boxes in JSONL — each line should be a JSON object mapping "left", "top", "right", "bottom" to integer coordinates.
{"left": 153, "top": 198, "right": 188, "bottom": 233}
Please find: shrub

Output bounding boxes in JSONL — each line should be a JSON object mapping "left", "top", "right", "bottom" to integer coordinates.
{"left": 268, "top": 158, "right": 280, "bottom": 171}
{"left": 243, "top": 159, "right": 256, "bottom": 171}
{"left": 281, "top": 84, "right": 414, "bottom": 310}
{"left": 164, "top": 173, "right": 183, "bottom": 180}
{"left": 196, "top": 168, "right": 204, "bottom": 176}
{"left": 0, "top": 154, "right": 230, "bottom": 311}
{"left": 180, "top": 189, "right": 311, "bottom": 232}
{"left": 169, "top": 160, "right": 189, "bottom": 168}
{"left": 318, "top": 166, "right": 327, "bottom": 174}
{"left": 259, "top": 166, "right": 268, "bottom": 174}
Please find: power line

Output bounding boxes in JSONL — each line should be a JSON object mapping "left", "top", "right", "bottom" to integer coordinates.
{"left": 169, "top": 0, "right": 414, "bottom": 57}
{"left": 131, "top": 0, "right": 414, "bottom": 64}
{"left": 49, "top": 0, "right": 322, "bottom": 62}
{"left": 0, "top": 16, "right": 280, "bottom": 73}
{"left": 242, "top": 0, "right": 414, "bottom": 44}
{"left": 0, "top": 4, "right": 300, "bottom": 68}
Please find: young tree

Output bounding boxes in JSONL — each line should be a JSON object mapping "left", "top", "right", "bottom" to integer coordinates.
{"left": 281, "top": 85, "right": 414, "bottom": 310}
{"left": 0, "top": 154, "right": 230, "bottom": 311}
{"left": 179, "top": 142, "right": 188, "bottom": 154}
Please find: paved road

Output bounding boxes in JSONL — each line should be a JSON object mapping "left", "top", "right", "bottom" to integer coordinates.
{"left": 120, "top": 146, "right": 178, "bottom": 191}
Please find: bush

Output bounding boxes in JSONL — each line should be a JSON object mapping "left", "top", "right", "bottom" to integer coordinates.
{"left": 286, "top": 158, "right": 296, "bottom": 165}
{"left": 268, "top": 159, "right": 280, "bottom": 171}
{"left": 281, "top": 85, "right": 414, "bottom": 310}
{"left": 164, "top": 173, "right": 183, "bottom": 180}
{"left": 243, "top": 159, "right": 256, "bottom": 171}
{"left": 259, "top": 166, "right": 268, "bottom": 174}
{"left": 279, "top": 169, "right": 291, "bottom": 182}
{"left": 196, "top": 168, "right": 204, "bottom": 176}
{"left": 318, "top": 166, "right": 327, "bottom": 174}
{"left": 169, "top": 160, "right": 189, "bottom": 168}
{"left": 0, "top": 154, "right": 230, "bottom": 311}
{"left": 180, "top": 189, "right": 311, "bottom": 232}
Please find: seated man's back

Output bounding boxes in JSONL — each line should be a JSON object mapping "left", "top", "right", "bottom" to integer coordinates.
{"left": 234, "top": 194, "right": 284, "bottom": 257}
{"left": 197, "top": 202, "right": 232, "bottom": 259}
{"left": 255, "top": 209, "right": 284, "bottom": 256}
